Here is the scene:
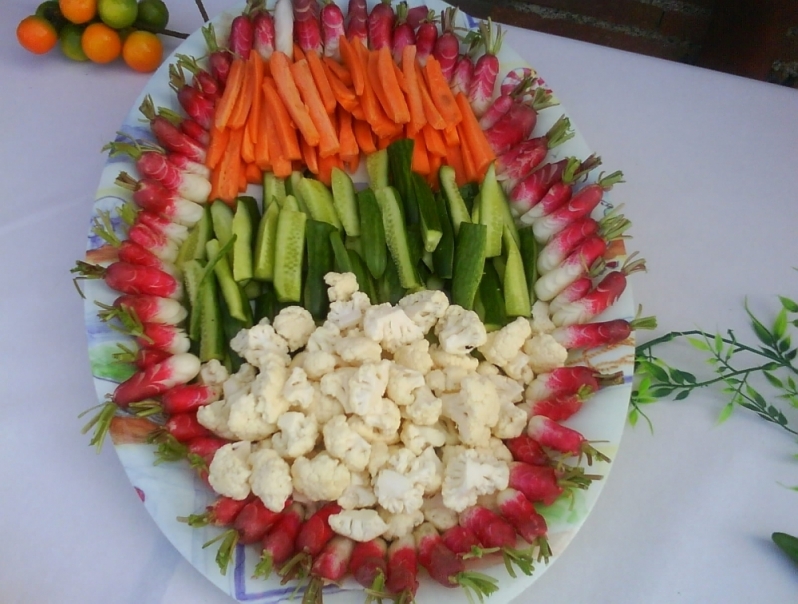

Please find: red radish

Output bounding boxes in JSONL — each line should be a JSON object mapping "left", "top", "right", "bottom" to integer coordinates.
{"left": 367, "top": 0, "right": 395, "bottom": 50}
{"left": 274, "top": 0, "right": 295, "bottom": 56}
{"left": 253, "top": 10, "right": 276, "bottom": 60}
{"left": 98, "top": 294, "right": 187, "bottom": 326}
{"left": 508, "top": 156, "right": 573, "bottom": 216}
{"left": 181, "top": 495, "right": 254, "bottom": 528}
{"left": 321, "top": 0, "right": 345, "bottom": 61}
{"left": 432, "top": 6, "right": 459, "bottom": 79}
{"left": 72, "top": 260, "right": 183, "bottom": 300}
{"left": 345, "top": 0, "right": 368, "bottom": 46}
{"left": 385, "top": 534, "right": 419, "bottom": 602}
{"left": 533, "top": 235, "right": 608, "bottom": 302}
{"left": 125, "top": 223, "right": 179, "bottom": 264}
{"left": 169, "top": 64, "right": 216, "bottom": 131}
{"left": 202, "top": 23, "right": 233, "bottom": 86}
{"left": 533, "top": 170, "right": 624, "bottom": 243}
{"left": 391, "top": 2, "right": 416, "bottom": 65}
{"left": 210, "top": 497, "right": 285, "bottom": 575}
{"left": 500, "top": 66, "right": 536, "bottom": 97}
{"left": 525, "top": 390, "right": 590, "bottom": 422}
{"left": 552, "top": 255, "right": 647, "bottom": 326}
{"left": 551, "top": 315, "right": 656, "bottom": 350}
{"left": 164, "top": 411, "right": 213, "bottom": 442}
{"left": 133, "top": 322, "right": 192, "bottom": 355}
{"left": 449, "top": 55, "right": 473, "bottom": 96}
{"left": 549, "top": 276, "right": 593, "bottom": 314}
{"left": 441, "top": 524, "right": 483, "bottom": 557}
{"left": 186, "top": 435, "right": 230, "bottom": 471}
{"left": 294, "top": 0, "right": 322, "bottom": 54}
{"left": 525, "top": 366, "right": 621, "bottom": 402}
{"left": 348, "top": 537, "right": 388, "bottom": 591}
{"left": 157, "top": 106, "right": 210, "bottom": 148}
{"left": 115, "top": 173, "right": 205, "bottom": 225}
{"left": 139, "top": 96, "right": 207, "bottom": 163}
{"left": 294, "top": 0, "right": 320, "bottom": 22}
{"left": 280, "top": 502, "right": 342, "bottom": 581}
{"left": 175, "top": 53, "right": 221, "bottom": 101}
{"left": 478, "top": 72, "right": 535, "bottom": 131}
{"left": 505, "top": 434, "right": 552, "bottom": 466}
{"left": 229, "top": 12, "right": 255, "bottom": 59}
{"left": 527, "top": 415, "right": 610, "bottom": 465}
{"left": 254, "top": 502, "right": 306, "bottom": 579}
{"left": 508, "top": 462, "right": 570, "bottom": 506}
{"left": 303, "top": 536, "right": 356, "bottom": 603}
{"left": 537, "top": 211, "right": 630, "bottom": 274}
{"left": 90, "top": 213, "right": 178, "bottom": 277}
{"left": 459, "top": 506, "right": 536, "bottom": 577}
{"left": 497, "top": 116, "right": 574, "bottom": 191}
{"left": 484, "top": 87, "right": 556, "bottom": 155}
{"left": 414, "top": 523, "right": 500, "bottom": 597}
{"left": 131, "top": 382, "right": 221, "bottom": 417}
{"left": 134, "top": 211, "right": 189, "bottom": 245}
{"left": 113, "top": 345, "right": 172, "bottom": 371}
{"left": 414, "top": 10, "right": 438, "bottom": 63}
{"left": 406, "top": 4, "right": 428, "bottom": 28}
{"left": 467, "top": 19, "right": 504, "bottom": 117}
{"left": 495, "top": 488, "right": 552, "bottom": 562}
{"left": 113, "top": 352, "right": 201, "bottom": 406}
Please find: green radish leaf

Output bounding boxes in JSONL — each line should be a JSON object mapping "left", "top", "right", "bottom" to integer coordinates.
{"left": 687, "top": 336, "right": 711, "bottom": 352}
{"left": 717, "top": 402, "right": 735, "bottom": 425}
{"left": 779, "top": 296, "right": 798, "bottom": 313}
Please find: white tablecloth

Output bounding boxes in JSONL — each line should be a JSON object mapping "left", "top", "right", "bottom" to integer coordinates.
{"left": 2, "top": 1, "right": 797, "bottom": 602}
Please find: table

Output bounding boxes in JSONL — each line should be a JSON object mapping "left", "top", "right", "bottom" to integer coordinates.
{"left": 2, "top": 1, "right": 797, "bottom": 602}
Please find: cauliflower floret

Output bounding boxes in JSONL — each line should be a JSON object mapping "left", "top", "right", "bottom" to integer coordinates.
{"left": 249, "top": 447, "right": 293, "bottom": 512}
{"left": 328, "top": 292, "right": 372, "bottom": 332}
{"left": 386, "top": 364, "right": 426, "bottom": 406}
{"left": 434, "top": 305, "right": 487, "bottom": 355}
{"left": 306, "top": 321, "right": 342, "bottom": 353}
{"left": 222, "top": 363, "right": 257, "bottom": 399}
{"left": 325, "top": 271, "right": 359, "bottom": 302}
{"left": 230, "top": 322, "right": 291, "bottom": 369}
{"left": 323, "top": 415, "right": 372, "bottom": 472}
{"left": 307, "top": 393, "right": 345, "bottom": 425}
{"left": 329, "top": 509, "right": 388, "bottom": 542}
{"left": 320, "top": 366, "right": 358, "bottom": 408}
{"left": 303, "top": 350, "right": 339, "bottom": 380}
{"left": 492, "top": 401, "right": 528, "bottom": 439}
{"left": 478, "top": 317, "right": 532, "bottom": 368}
{"left": 272, "top": 306, "right": 316, "bottom": 352}
{"left": 529, "top": 300, "right": 556, "bottom": 335}
{"left": 441, "top": 448, "right": 510, "bottom": 512}
{"left": 337, "top": 471, "right": 378, "bottom": 510}
{"left": 392, "top": 339, "right": 434, "bottom": 375}
{"left": 421, "top": 493, "right": 458, "bottom": 531}
{"left": 367, "top": 441, "right": 390, "bottom": 478}
{"left": 400, "top": 422, "right": 447, "bottom": 456}
{"left": 291, "top": 453, "right": 351, "bottom": 501}
{"left": 196, "top": 397, "right": 237, "bottom": 440}
{"left": 409, "top": 446, "right": 444, "bottom": 495}
{"left": 199, "top": 359, "right": 229, "bottom": 388}
{"left": 250, "top": 361, "right": 291, "bottom": 424}
{"left": 476, "top": 361, "right": 500, "bottom": 377}
{"left": 349, "top": 415, "right": 401, "bottom": 445}
{"left": 524, "top": 334, "right": 569, "bottom": 374}
{"left": 373, "top": 468, "right": 424, "bottom": 514}
{"left": 429, "top": 345, "right": 480, "bottom": 371}
{"left": 272, "top": 412, "right": 319, "bottom": 458}
{"left": 398, "top": 290, "right": 450, "bottom": 334}
{"left": 335, "top": 333, "right": 384, "bottom": 365}
{"left": 227, "top": 391, "right": 278, "bottom": 441}
{"left": 401, "top": 386, "right": 442, "bottom": 426}
{"left": 440, "top": 375, "right": 501, "bottom": 447}
{"left": 481, "top": 437, "right": 514, "bottom": 463}
{"left": 487, "top": 374, "right": 525, "bottom": 404}
{"left": 363, "top": 303, "right": 425, "bottom": 353}
{"left": 208, "top": 441, "right": 253, "bottom": 500}
{"left": 347, "top": 361, "right": 391, "bottom": 416}
{"left": 503, "top": 352, "right": 535, "bottom": 384}
{"left": 379, "top": 509, "right": 425, "bottom": 539}
{"left": 282, "top": 367, "right": 317, "bottom": 410}
{"left": 358, "top": 397, "right": 402, "bottom": 436}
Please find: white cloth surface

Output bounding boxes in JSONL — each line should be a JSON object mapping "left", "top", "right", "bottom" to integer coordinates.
{"left": 1, "top": 1, "right": 797, "bottom": 603}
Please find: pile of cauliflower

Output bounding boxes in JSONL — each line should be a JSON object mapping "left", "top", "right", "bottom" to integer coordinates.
{"left": 195, "top": 272, "right": 569, "bottom": 543}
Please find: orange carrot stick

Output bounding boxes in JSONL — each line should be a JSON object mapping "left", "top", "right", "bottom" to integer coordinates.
{"left": 245, "top": 162, "right": 262, "bottom": 184}
{"left": 209, "top": 165, "right": 222, "bottom": 200}
{"left": 422, "top": 123, "right": 447, "bottom": 157}
{"left": 345, "top": 156, "right": 360, "bottom": 173}
{"left": 414, "top": 59, "right": 446, "bottom": 130}
{"left": 228, "top": 54, "right": 257, "bottom": 129}
{"left": 339, "top": 35, "right": 365, "bottom": 96}
{"left": 265, "top": 111, "right": 292, "bottom": 179}
{"left": 444, "top": 143, "right": 466, "bottom": 187}
{"left": 301, "top": 136, "right": 320, "bottom": 175}
{"left": 351, "top": 102, "right": 365, "bottom": 122}
{"left": 206, "top": 124, "right": 229, "bottom": 170}
{"left": 367, "top": 49, "right": 392, "bottom": 121}
{"left": 306, "top": 51, "right": 337, "bottom": 115}
{"left": 254, "top": 91, "right": 272, "bottom": 170}
{"left": 411, "top": 131, "right": 430, "bottom": 174}
{"left": 218, "top": 126, "right": 245, "bottom": 204}
{"left": 245, "top": 51, "right": 265, "bottom": 143}
{"left": 324, "top": 56, "right": 353, "bottom": 86}
{"left": 378, "top": 46, "right": 410, "bottom": 123}
{"left": 423, "top": 56, "right": 463, "bottom": 127}
{"left": 270, "top": 51, "right": 320, "bottom": 148}
{"left": 261, "top": 76, "right": 302, "bottom": 161}
{"left": 213, "top": 57, "right": 246, "bottom": 130}
{"left": 241, "top": 126, "right": 256, "bottom": 164}
{"left": 238, "top": 161, "right": 247, "bottom": 192}
{"left": 401, "top": 45, "right": 426, "bottom": 137}
{"left": 455, "top": 91, "right": 495, "bottom": 179}
{"left": 291, "top": 58, "right": 340, "bottom": 158}
{"left": 355, "top": 41, "right": 402, "bottom": 138}
{"left": 323, "top": 60, "right": 359, "bottom": 112}
{"left": 317, "top": 153, "right": 341, "bottom": 187}
{"left": 427, "top": 153, "right": 441, "bottom": 189}
{"left": 338, "top": 108, "right": 359, "bottom": 163}
{"left": 353, "top": 118, "right": 377, "bottom": 154}
{"left": 459, "top": 124, "right": 478, "bottom": 184}
{"left": 293, "top": 43, "right": 306, "bottom": 62}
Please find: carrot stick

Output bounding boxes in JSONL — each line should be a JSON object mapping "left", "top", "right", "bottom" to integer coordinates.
{"left": 367, "top": 49, "right": 392, "bottom": 121}
{"left": 239, "top": 161, "right": 247, "bottom": 192}
{"left": 291, "top": 58, "right": 340, "bottom": 158}
{"left": 355, "top": 40, "right": 402, "bottom": 138}
{"left": 262, "top": 76, "right": 302, "bottom": 161}
{"left": 427, "top": 153, "right": 442, "bottom": 189}
{"left": 411, "top": 131, "right": 430, "bottom": 174}
{"left": 241, "top": 126, "right": 256, "bottom": 164}
{"left": 246, "top": 51, "right": 265, "bottom": 144}
{"left": 317, "top": 153, "right": 341, "bottom": 187}
{"left": 459, "top": 124, "right": 478, "bottom": 184}
{"left": 301, "top": 136, "right": 320, "bottom": 175}
{"left": 422, "top": 123, "right": 447, "bottom": 158}
{"left": 377, "top": 46, "right": 410, "bottom": 124}
{"left": 393, "top": 61, "right": 406, "bottom": 93}
{"left": 270, "top": 51, "right": 320, "bottom": 148}
{"left": 339, "top": 35, "right": 365, "bottom": 95}
{"left": 254, "top": 91, "right": 272, "bottom": 170}
{"left": 455, "top": 91, "right": 495, "bottom": 179}
{"left": 444, "top": 143, "right": 466, "bottom": 187}
{"left": 353, "top": 118, "right": 377, "bottom": 154}
{"left": 245, "top": 162, "right": 262, "bottom": 184}
{"left": 228, "top": 54, "right": 256, "bottom": 129}
{"left": 338, "top": 108, "right": 359, "bottom": 163}
{"left": 414, "top": 60, "right": 446, "bottom": 130}
{"left": 443, "top": 123, "right": 460, "bottom": 147}
{"left": 294, "top": 43, "right": 306, "bottom": 62}
{"left": 323, "top": 60, "right": 359, "bottom": 112}
{"left": 324, "top": 56, "right": 352, "bottom": 86}
{"left": 306, "top": 51, "right": 337, "bottom": 115}
{"left": 218, "top": 126, "right": 245, "bottom": 204}
{"left": 401, "top": 45, "right": 426, "bottom": 137}
{"left": 345, "top": 156, "right": 360, "bottom": 173}
{"left": 423, "top": 56, "right": 463, "bottom": 127}
{"left": 206, "top": 124, "right": 229, "bottom": 170}
{"left": 351, "top": 102, "right": 365, "bottom": 122}
{"left": 265, "top": 111, "right": 292, "bottom": 179}
{"left": 209, "top": 165, "right": 222, "bottom": 200}
{"left": 214, "top": 57, "right": 246, "bottom": 130}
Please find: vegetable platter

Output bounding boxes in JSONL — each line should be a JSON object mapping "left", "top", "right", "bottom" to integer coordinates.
{"left": 75, "top": 0, "right": 642, "bottom": 602}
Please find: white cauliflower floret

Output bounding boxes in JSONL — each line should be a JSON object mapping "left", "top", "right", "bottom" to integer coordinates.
{"left": 440, "top": 375, "right": 501, "bottom": 447}
{"left": 441, "top": 448, "right": 510, "bottom": 512}
{"left": 329, "top": 509, "right": 388, "bottom": 542}
{"left": 425, "top": 367, "right": 471, "bottom": 395}
{"left": 347, "top": 361, "right": 391, "bottom": 416}
{"left": 357, "top": 397, "right": 402, "bottom": 437}
{"left": 379, "top": 509, "right": 424, "bottom": 539}
{"left": 250, "top": 361, "right": 291, "bottom": 424}
{"left": 503, "top": 352, "right": 535, "bottom": 384}
{"left": 409, "top": 446, "right": 444, "bottom": 495}
{"left": 306, "top": 321, "right": 342, "bottom": 353}
{"left": 367, "top": 441, "right": 390, "bottom": 477}
{"left": 476, "top": 361, "right": 500, "bottom": 376}
{"left": 373, "top": 467, "right": 424, "bottom": 514}
{"left": 320, "top": 366, "right": 358, "bottom": 408}
{"left": 273, "top": 306, "right": 316, "bottom": 352}
{"left": 222, "top": 363, "right": 256, "bottom": 399}
{"left": 398, "top": 290, "right": 450, "bottom": 334}
{"left": 303, "top": 350, "right": 338, "bottom": 380}
{"left": 363, "top": 303, "right": 425, "bottom": 353}
{"left": 307, "top": 394, "right": 345, "bottom": 425}
{"left": 208, "top": 441, "right": 252, "bottom": 500}
{"left": 271, "top": 412, "right": 319, "bottom": 458}
{"left": 227, "top": 391, "right": 278, "bottom": 441}
{"left": 230, "top": 322, "right": 291, "bottom": 369}
{"left": 434, "top": 305, "right": 487, "bottom": 355}
{"left": 401, "top": 386, "right": 442, "bottom": 426}
{"left": 425, "top": 369, "right": 447, "bottom": 396}
{"left": 400, "top": 422, "right": 447, "bottom": 456}
{"left": 392, "top": 339, "right": 434, "bottom": 374}
{"left": 282, "top": 367, "right": 317, "bottom": 410}
{"left": 492, "top": 400, "right": 528, "bottom": 439}
{"left": 337, "top": 471, "right": 378, "bottom": 510}
{"left": 349, "top": 415, "right": 401, "bottom": 444}
{"left": 328, "top": 292, "right": 372, "bottom": 332}
{"left": 196, "top": 397, "right": 236, "bottom": 440}
{"left": 323, "top": 415, "right": 372, "bottom": 472}
{"left": 524, "top": 333, "right": 569, "bottom": 374}
{"left": 291, "top": 453, "right": 351, "bottom": 501}
{"left": 325, "top": 271, "right": 359, "bottom": 302}
{"left": 421, "top": 493, "right": 458, "bottom": 531}
{"left": 482, "top": 437, "right": 514, "bottom": 463}
{"left": 478, "top": 317, "right": 532, "bottom": 368}
{"left": 335, "top": 333, "right": 384, "bottom": 365}
{"left": 429, "top": 345, "right": 480, "bottom": 371}
{"left": 529, "top": 300, "right": 556, "bottom": 335}
{"left": 199, "top": 359, "right": 229, "bottom": 388}
{"left": 386, "top": 365, "right": 426, "bottom": 406}
{"left": 249, "top": 448, "right": 293, "bottom": 512}
{"left": 488, "top": 374, "right": 525, "bottom": 404}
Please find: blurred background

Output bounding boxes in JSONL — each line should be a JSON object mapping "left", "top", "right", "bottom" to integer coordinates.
{"left": 451, "top": 0, "right": 798, "bottom": 87}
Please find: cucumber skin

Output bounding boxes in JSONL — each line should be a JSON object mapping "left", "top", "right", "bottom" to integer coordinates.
{"left": 432, "top": 191, "right": 455, "bottom": 280}
{"left": 479, "top": 260, "right": 507, "bottom": 330}
{"left": 357, "top": 188, "right": 388, "bottom": 280}
{"left": 232, "top": 200, "right": 254, "bottom": 283}
{"left": 411, "top": 172, "right": 443, "bottom": 253}
{"left": 452, "top": 222, "right": 488, "bottom": 310}
{"left": 253, "top": 202, "right": 280, "bottom": 281}
{"left": 503, "top": 226, "right": 532, "bottom": 318}
{"left": 518, "top": 227, "right": 539, "bottom": 306}
{"left": 439, "top": 165, "right": 471, "bottom": 235}
{"left": 298, "top": 177, "right": 343, "bottom": 230}
{"left": 478, "top": 163, "right": 504, "bottom": 258}
{"left": 376, "top": 187, "right": 422, "bottom": 291}
{"left": 273, "top": 209, "right": 307, "bottom": 304}
{"left": 305, "top": 220, "right": 336, "bottom": 320}
{"left": 331, "top": 167, "right": 361, "bottom": 238}
{"left": 387, "top": 140, "right": 419, "bottom": 225}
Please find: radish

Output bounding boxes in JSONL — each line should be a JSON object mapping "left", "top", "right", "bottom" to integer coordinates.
{"left": 320, "top": 0, "right": 345, "bottom": 61}
{"left": 508, "top": 461, "right": 575, "bottom": 506}
{"left": 210, "top": 497, "right": 284, "bottom": 575}
{"left": 441, "top": 524, "right": 486, "bottom": 557}
{"left": 348, "top": 537, "right": 388, "bottom": 591}
{"left": 113, "top": 344, "right": 172, "bottom": 371}
{"left": 181, "top": 495, "right": 253, "bottom": 528}
{"left": 115, "top": 173, "right": 205, "bottom": 224}
{"left": 229, "top": 12, "right": 255, "bottom": 59}
{"left": 90, "top": 212, "right": 179, "bottom": 277}
{"left": 164, "top": 411, "right": 213, "bottom": 442}
{"left": 497, "top": 115, "right": 574, "bottom": 191}
{"left": 134, "top": 211, "right": 189, "bottom": 245}
{"left": 413, "top": 10, "right": 438, "bottom": 64}
{"left": 367, "top": 0, "right": 395, "bottom": 50}
{"left": 524, "top": 390, "right": 590, "bottom": 422}
{"left": 505, "top": 434, "right": 552, "bottom": 466}
{"left": 185, "top": 435, "right": 230, "bottom": 476}
{"left": 549, "top": 276, "right": 593, "bottom": 314}
{"left": 551, "top": 315, "right": 657, "bottom": 349}
{"left": 274, "top": 0, "right": 295, "bottom": 56}
{"left": 169, "top": 64, "right": 216, "bottom": 131}
{"left": 293, "top": 0, "right": 320, "bottom": 22}
{"left": 415, "top": 523, "right": 500, "bottom": 597}
{"left": 294, "top": 0, "right": 322, "bottom": 54}
{"left": 345, "top": 0, "right": 368, "bottom": 46}
{"left": 508, "top": 156, "right": 574, "bottom": 217}
{"left": 72, "top": 261, "right": 183, "bottom": 300}
{"left": 125, "top": 222, "right": 179, "bottom": 264}
{"left": 467, "top": 19, "right": 504, "bottom": 117}
{"left": 280, "top": 502, "right": 342, "bottom": 582}
{"left": 202, "top": 23, "right": 233, "bottom": 86}
{"left": 478, "top": 93, "right": 512, "bottom": 130}
{"left": 532, "top": 170, "right": 624, "bottom": 243}
{"left": 157, "top": 106, "right": 210, "bottom": 148}
{"left": 458, "top": 506, "right": 536, "bottom": 577}
{"left": 131, "top": 382, "right": 220, "bottom": 417}
{"left": 527, "top": 415, "right": 610, "bottom": 465}
{"left": 175, "top": 54, "right": 221, "bottom": 101}
{"left": 385, "top": 534, "right": 418, "bottom": 602}
{"left": 406, "top": 4, "right": 429, "bottom": 28}
{"left": 391, "top": 2, "right": 416, "bottom": 65}
{"left": 500, "top": 66, "right": 536, "bottom": 97}
{"left": 252, "top": 9, "right": 276, "bottom": 60}
{"left": 484, "top": 86, "right": 556, "bottom": 155}
{"left": 534, "top": 235, "right": 608, "bottom": 302}
{"left": 449, "top": 55, "right": 473, "bottom": 96}
{"left": 97, "top": 294, "right": 187, "bottom": 326}
{"left": 303, "top": 536, "right": 356, "bottom": 604}
{"left": 432, "top": 6, "right": 459, "bottom": 79}
{"left": 525, "top": 366, "right": 622, "bottom": 402}
{"left": 254, "top": 502, "right": 306, "bottom": 579}
{"left": 139, "top": 96, "right": 207, "bottom": 163}
{"left": 495, "top": 489, "right": 551, "bottom": 563}
{"left": 131, "top": 322, "right": 192, "bottom": 355}
{"left": 537, "top": 211, "right": 630, "bottom": 274}
{"left": 552, "top": 255, "right": 647, "bottom": 326}
{"left": 111, "top": 353, "right": 200, "bottom": 406}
